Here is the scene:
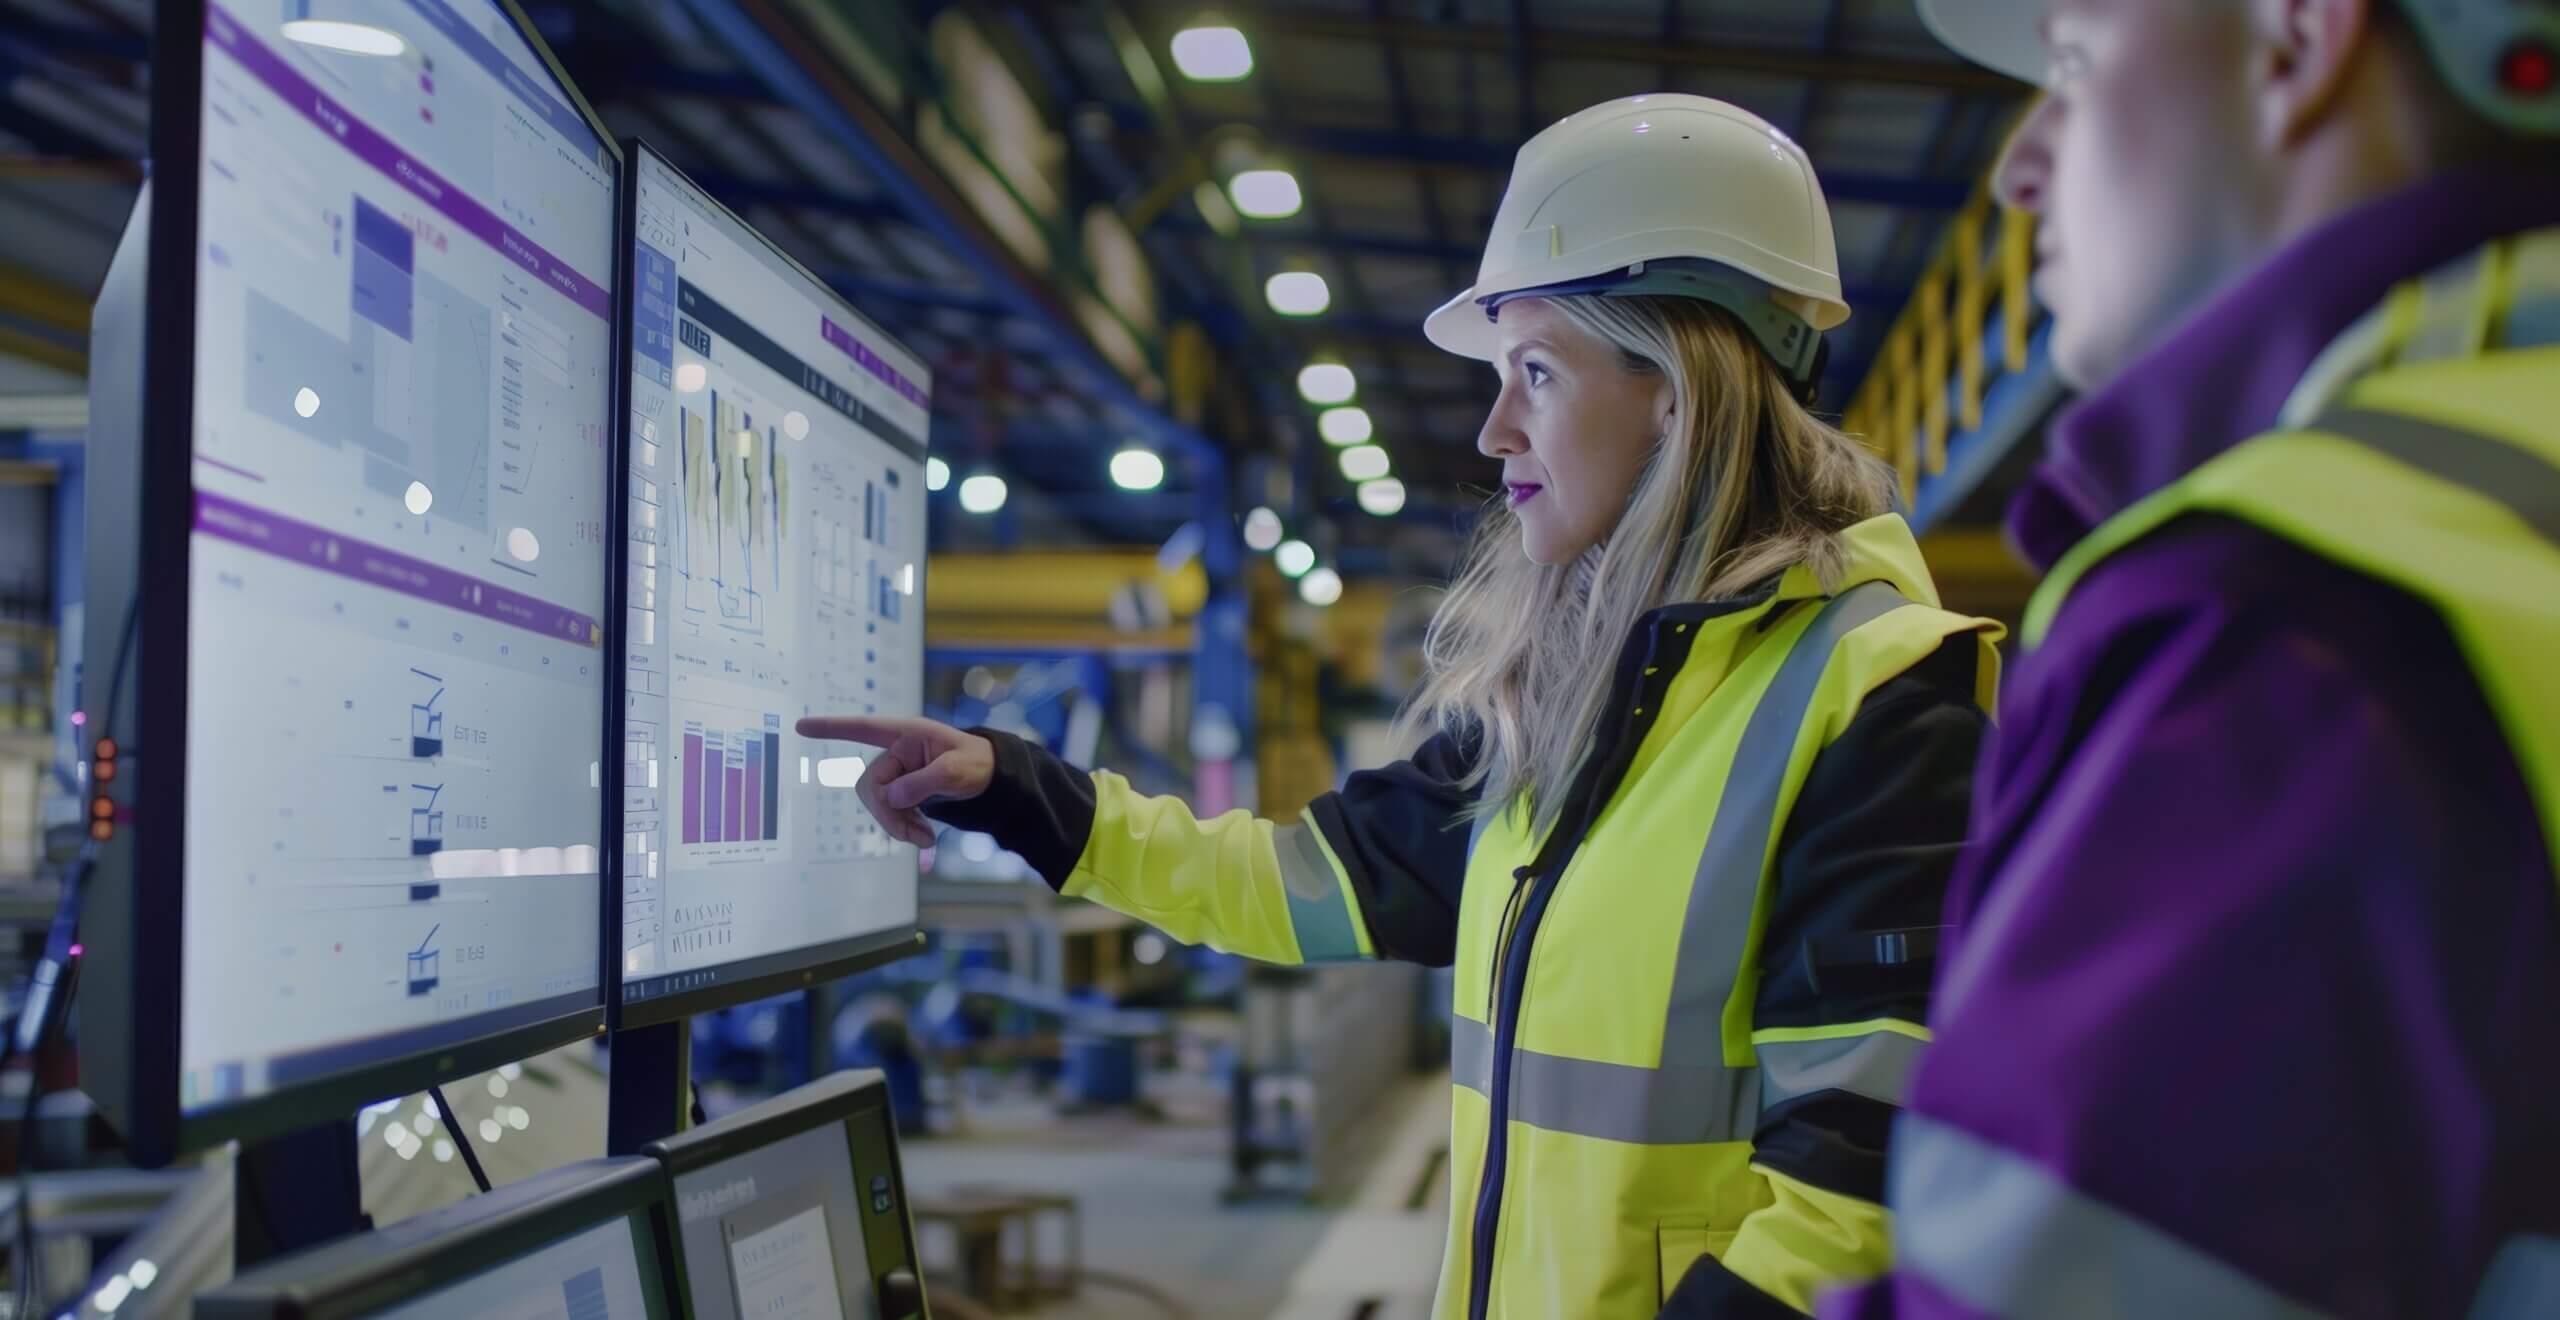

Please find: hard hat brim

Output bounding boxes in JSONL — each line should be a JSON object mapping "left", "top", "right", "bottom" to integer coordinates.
{"left": 1916, "top": 0, "right": 2050, "bottom": 86}
{"left": 1422, "top": 278, "right": 1850, "bottom": 364}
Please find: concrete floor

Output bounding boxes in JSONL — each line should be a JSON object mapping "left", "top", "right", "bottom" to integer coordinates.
{"left": 901, "top": 1072, "right": 1451, "bottom": 1320}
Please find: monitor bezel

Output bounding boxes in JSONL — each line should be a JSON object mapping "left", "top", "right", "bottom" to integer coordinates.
{"left": 640, "top": 1070, "right": 920, "bottom": 1313}
{"left": 607, "top": 139, "right": 927, "bottom": 1032}
{"left": 108, "top": 0, "right": 625, "bottom": 1167}
{"left": 197, "top": 1157, "right": 681, "bottom": 1319}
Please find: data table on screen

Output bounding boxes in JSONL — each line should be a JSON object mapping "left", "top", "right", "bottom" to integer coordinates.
{"left": 618, "top": 147, "right": 926, "bottom": 1011}
{"left": 178, "top": 0, "right": 616, "bottom": 1107}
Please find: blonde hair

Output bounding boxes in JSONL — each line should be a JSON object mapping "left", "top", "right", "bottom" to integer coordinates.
{"left": 1397, "top": 294, "right": 1894, "bottom": 838}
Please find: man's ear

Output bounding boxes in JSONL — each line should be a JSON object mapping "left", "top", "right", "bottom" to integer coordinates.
{"left": 2253, "top": 0, "right": 2379, "bottom": 148}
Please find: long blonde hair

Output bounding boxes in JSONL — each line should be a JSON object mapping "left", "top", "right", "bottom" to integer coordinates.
{"left": 1397, "top": 294, "right": 1894, "bottom": 837}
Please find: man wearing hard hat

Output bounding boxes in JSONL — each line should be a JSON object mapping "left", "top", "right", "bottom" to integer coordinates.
{"left": 1823, "top": 2, "right": 2560, "bottom": 1316}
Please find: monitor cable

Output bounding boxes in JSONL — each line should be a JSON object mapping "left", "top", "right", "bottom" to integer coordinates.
{"left": 9, "top": 600, "right": 138, "bottom": 1319}
{"left": 426, "top": 1085, "right": 494, "bottom": 1195}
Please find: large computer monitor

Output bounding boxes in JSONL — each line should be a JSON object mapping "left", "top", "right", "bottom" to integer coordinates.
{"left": 81, "top": 0, "right": 623, "bottom": 1163}
{"left": 196, "top": 1157, "right": 680, "bottom": 1319}
{"left": 614, "top": 144, "right": 926, "bottom": 1025}
{"left": 642, "top": 1070, "right": 923, "bottom": 1320}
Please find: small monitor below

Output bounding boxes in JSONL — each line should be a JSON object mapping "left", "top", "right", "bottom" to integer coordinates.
{"left": 645, "top": 1070, "right": 922, "bottom": 1320}
{"left": 195, "top": 1158, "right": 678, "bottom": 1320}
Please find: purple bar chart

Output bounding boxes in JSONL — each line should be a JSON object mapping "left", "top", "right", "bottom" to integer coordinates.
{"left": 681, "top": 716, "right": 784, "bottom": 846}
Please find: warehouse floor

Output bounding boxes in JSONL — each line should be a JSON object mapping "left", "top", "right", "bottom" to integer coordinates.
{"left": 902, "top": 1071, "right": 1451, "bottom": 1320}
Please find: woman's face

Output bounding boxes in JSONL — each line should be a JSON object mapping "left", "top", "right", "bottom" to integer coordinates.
{"left": 1478, "top": 299, "right": 1673, "bottom": 565}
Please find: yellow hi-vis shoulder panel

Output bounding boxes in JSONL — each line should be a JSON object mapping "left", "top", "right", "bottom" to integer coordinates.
{"left": 2026, "top": 346, "right": 2560, "bottom": 895}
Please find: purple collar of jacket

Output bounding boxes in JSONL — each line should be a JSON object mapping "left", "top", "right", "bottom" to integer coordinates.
{"left": 2006, "top": 165, "right": 2560, "bottom": 572}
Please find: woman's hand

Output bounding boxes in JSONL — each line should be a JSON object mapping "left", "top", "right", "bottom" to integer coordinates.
{"left": 793, "top": 716, "right": 995, "bottom": 849}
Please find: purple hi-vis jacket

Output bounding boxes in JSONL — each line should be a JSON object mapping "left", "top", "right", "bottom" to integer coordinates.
{"left": 1823, "top": 170, "right": 2560, "bottom": 1320}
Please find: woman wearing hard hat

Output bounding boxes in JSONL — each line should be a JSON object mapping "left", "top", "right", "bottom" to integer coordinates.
{"left": 807, "top": 94, "right": 2001, "bottom": 1319}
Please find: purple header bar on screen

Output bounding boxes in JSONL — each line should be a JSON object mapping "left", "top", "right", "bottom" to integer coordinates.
{"left": 205, "top": 4, "right": 611, "bottom": 322}
{"left": 820, "top": 317, "right": 930, "bottom": 409}
{"left": 194, "top": 490, "right": 603, "bottom": 648}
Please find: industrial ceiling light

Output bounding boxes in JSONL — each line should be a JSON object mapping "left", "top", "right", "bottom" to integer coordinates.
{"left": 1338, "top": 444, "right": 1391, "bottom": 482}
{"left": 1317, "top": 406, "right": 1371, "bottom": 446}
{"left": 1170, "top": 23, "right": 1252, "bottom": 81}
{"left": 926, "top": 457, "right": 951, "bottom": 492}
{"left": 1110, "top": 446, "right": 1166, "bottom": 491}
{"left": 1297, "top": 362, "right": 1356, "bottom": 405}
{"left": 1242, "top": 506, "right": 1284, "bottom": 552}
{"left": 1298, "top": 567, "right": 1343, "bottom": 607}
{"left": 1265, "top": 271, "right": 1329, "bottom": 317}
{"left": 1356, "top": 478, "right": 1406, "bottom": 517}
{"left": 1229, "top": 169, "right": 1303, "bottom": 220}
{"left": 958, "top": 473, "right": 1009, "bottom": 515}
{"left": 1275, "top": 539, "right": 1315, "bottom": 578}
{"left": 281, "top": 18, "right": 408, "bottom": 56}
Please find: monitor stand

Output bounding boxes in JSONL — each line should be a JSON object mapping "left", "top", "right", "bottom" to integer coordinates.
{"left": 605, "top": 1018, "right": 691, "bottom": 1156}
{"left": 232, "top": 1118, "right": 366, "bottom": 1267}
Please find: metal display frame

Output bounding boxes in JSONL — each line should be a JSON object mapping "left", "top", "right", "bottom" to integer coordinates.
{"left": 79, "top": 0, "right": 626, "bottom": 1170}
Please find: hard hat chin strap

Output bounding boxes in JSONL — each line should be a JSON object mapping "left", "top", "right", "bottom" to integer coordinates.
{"left": 1478, "top": 259, "right": 1829, "bottom": 404}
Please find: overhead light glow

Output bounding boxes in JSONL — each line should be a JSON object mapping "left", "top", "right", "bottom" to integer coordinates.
{"left": 1242, "top": 506, "right": 1283, "bottom": 552}
{"left": 507, "top": 527, "right": 541, "bottom": 562}
{"left": 1318, "top": 406, "right": 1371, "bottom": 447}
{"left": 281, "top": 19, "right": 407, "bottom": 56}
{"left": 674, "top": 362, "right": 708, "bottom": 393}
{"left": 1230, "top": 169, "right": 1303, "bottom": 220}
{"left": 1339, "top": 444, "right": 1392, "bottom": 482}
{"left": 958, "top": 474, "right": 1008, "bottom": 515}
{"left": 927, "top": 457, "right": 951, "bottom": 491}
{"left": 1170, "top": 25, "right": 1252, "bottom": 81}
{"left": 1298, "top": 567, "right": 1344, "bottom": 607}
{"left": 783, "top": 410, "right": 810, "bottom": 441}
{"left": 1297, "top": 363, "right": 1356, "bottom": 405}
{"left": 404, "top": 481, "right": 433, "bottom": 516}
{"left": 1275, "top": 539, "right": 1315, "bottom": 578}
{"left": 1134, "top": 932, "right": 1169, "bottom": 965}
{"left": 1110, "top": 447, "right": 1166, "bottom": 491}
{"left": 293, "top": 386, "right": 320, "bottom": 419}
{"left": 1265, "top": 271, "right": 1329, "bottom": 316}
{"left": 1357, "top": 478, "right": 1407, "bottom": 517}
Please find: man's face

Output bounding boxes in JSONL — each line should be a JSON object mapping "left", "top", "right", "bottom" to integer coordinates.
{"left": 1996, "top": 0, "right": 2271, "bottom": 388}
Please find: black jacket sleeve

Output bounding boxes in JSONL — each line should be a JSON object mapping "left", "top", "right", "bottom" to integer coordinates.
{"left": 1664, "top": 636, "right": 1988, "bottom": 1318}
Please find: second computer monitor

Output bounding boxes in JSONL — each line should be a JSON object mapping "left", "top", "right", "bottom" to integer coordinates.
{"left": 616, "top": 144, "right": 927, "bottom": 1022}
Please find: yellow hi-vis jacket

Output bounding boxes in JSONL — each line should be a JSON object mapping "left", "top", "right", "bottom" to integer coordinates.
{"left": 2027, "top": 225, "right": 2560, "bottom": 901}
{"left": 935, "top": 515, "right": 2002, "bottom": 1317}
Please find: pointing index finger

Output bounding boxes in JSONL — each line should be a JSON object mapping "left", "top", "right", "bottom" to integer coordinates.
{"left": 797, "top": 715, "right": 901, "bottom": 746}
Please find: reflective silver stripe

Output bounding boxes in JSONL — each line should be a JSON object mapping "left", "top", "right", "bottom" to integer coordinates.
{"left": 1893, "top": 1114, "right": 2328, "bottom": 1319}
{"left": 2313, "top": 407, "right": 2560, "bottom": 551}
{"left": 1442, "top": 585, "right": 1912, "bottom": 1146}
{"left": 1275, "top": 824, "right": 1366, "bottom": 962}
{"left": 1757, "top": 1031, "right": 1927, "bottom": 1110}
{"left": 2471, "top": 1235, "right": 2560, "bottom": 1320}
{"left": 1665, "top": 582, "right": 1912, "bottom": 1071}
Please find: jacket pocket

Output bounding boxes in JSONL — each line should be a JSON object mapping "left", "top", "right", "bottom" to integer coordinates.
{"left": 1656, "top": 1221, "right": 1740, "bottom": 1305}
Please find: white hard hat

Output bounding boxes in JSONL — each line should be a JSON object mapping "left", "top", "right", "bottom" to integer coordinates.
{"left": 1424, "top": 93, "right": 1849, "bottom": 389}
{"left": 1919, "top": 0, "right": 2560, "bottom": 136}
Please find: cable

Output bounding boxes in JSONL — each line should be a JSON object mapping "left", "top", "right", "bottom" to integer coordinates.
{"left": 428, "top": 1086, "right": 493, "bottom": 1195}
{"left": 10, "top": 602, "right": 138, "bottom": 1317}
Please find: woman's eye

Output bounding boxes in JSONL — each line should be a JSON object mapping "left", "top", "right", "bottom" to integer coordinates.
{"left": 1523, "top": 362, "right": 1551, "bottom": 389}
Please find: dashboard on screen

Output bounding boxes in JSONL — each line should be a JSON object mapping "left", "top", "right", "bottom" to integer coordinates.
{"left": 366, "top": 1212, "right": 668, "bottom": 1320}
{"left": 618, "top": 147, "right": 927, "bottom": 1012}
{"left": 180, "top": 0, "right": 615, "bottom": 1108}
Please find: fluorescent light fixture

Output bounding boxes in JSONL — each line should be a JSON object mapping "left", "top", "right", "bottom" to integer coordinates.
{"left": 1170, "top": 25, "right": 1252, "bottom": 81}
{"left": 281, "top": 19, "right": 407, "bottom": 56}
{"left": 1339, "top": 444, "right": 1391, "bottom": 482}
{"left": 927, "top": 456, "right": 951, "bottom": 491}
{"left": 1110, "top": 447, "right": 1166, "bottom": 491}
{"left": 1297, "top": 362, "right": 1356, "bottom": 405}
{"left": 1318, "top": 406, "right": 1371, "bottom": 446}
{"left": 958, "top": 474, "right": 1008, "bottom": 514}
{"left": 1275, "top": 539, "right": 1315, "bottom": 578}
{"left": 1298, "top": 567, "right": 1344, "bottom": 606}
{"left": 1242, "top": 506, "right": 1284, "bottom": 552}
{"left": 1230, "top": 169, "right": 1303, "bottom": 220}
{"left": 1265, "top": 271, "right": 1329, "bottom": 316}
{"left": 1357, "top": 477, "right": 1407, "bottom": 516}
